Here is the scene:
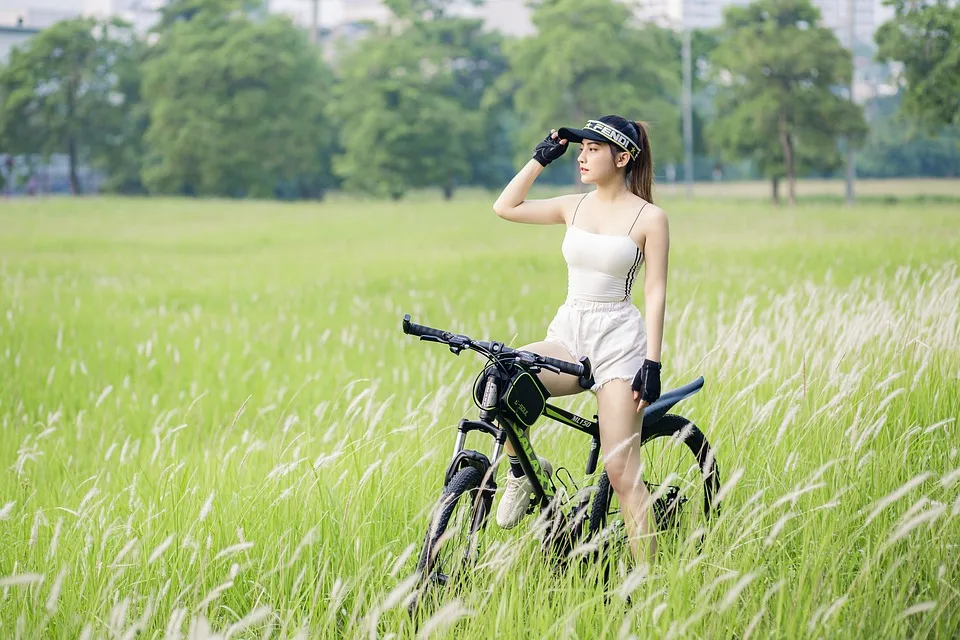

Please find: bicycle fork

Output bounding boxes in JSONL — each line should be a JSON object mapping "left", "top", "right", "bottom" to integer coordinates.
{"left": 446, "top": 377, "right": 603, "bottom": 523}
{"left": 447, "top": 378, "right": 607, "bottom": 559}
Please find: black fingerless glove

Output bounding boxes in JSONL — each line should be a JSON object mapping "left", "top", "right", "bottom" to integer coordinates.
{"left": 632, "top": 359, "right": 662, "bottom": 403}
{"left": 533, "top": 133, "right": 568, "bottom": 167}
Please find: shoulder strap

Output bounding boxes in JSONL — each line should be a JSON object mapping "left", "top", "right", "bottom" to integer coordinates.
{"left": 627, "top": 202, "right": 649, "bottom": 235}
{"left": 570, "top": 193, "right": 589, "bottom": 225}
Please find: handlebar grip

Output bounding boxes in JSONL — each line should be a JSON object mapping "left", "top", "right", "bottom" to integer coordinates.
{"left": 402, "top": 314, "right": 447, "bottom": 340}
{"left": 577, "top": 355, "right": 592, "bottom": 382}
{"left": 541, "top": 354, "right": 587, "bottom": 379}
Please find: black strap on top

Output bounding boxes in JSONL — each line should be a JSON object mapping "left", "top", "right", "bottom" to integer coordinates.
{"left": 570, "top": 193, "right": 589, "bottom": 225}
{"left": 627, "top": 202, "right": 649, "bottom": 235}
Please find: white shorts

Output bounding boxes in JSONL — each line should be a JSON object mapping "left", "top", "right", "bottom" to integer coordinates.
{"left": 544, "top": 298, "right": 647, "bottom": 393}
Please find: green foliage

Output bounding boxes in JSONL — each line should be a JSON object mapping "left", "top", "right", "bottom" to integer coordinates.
{"left": 94, "top": 36, "right": 149, "bottom": 194}
{"left": 858, "top": 92, "right": 960, "bottom": 178}
{"left": 875, "top": 0, "right": 960, "bottom": 129}
{"left": 382, "top": 0, "right": 480, "bottom": 19}
{"left": 0, "top": 17, "right": 141, "bottom": 194}
{"left": 3, "top": 0, "right": 956, "bottom": 198}
{"left": 329, "top": 7, "right": 503, "bottom": 199}
{"left": 690, "top": 29, "right": 720, "bottom": 96}
{"left": 419, "top": 12, "right": 513, "bottom": 189}
{"left": 155, "top": 0, "right": 261, "bottom": 30}
{"left": 141, "top": 1, "right": 333, "bottom": 197}
{"left": 502, "top": 0, "right": 682, "bottom": 182}
{"left": 708, "top": 0, "right": 867, "bottom": 203}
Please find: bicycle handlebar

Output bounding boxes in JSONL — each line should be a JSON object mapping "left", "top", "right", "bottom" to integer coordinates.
{"left": 402, "top": 313, "right": 593, "bottom": 384}
{"left": 402, "top": 315, "right": 447, "bottom": 341}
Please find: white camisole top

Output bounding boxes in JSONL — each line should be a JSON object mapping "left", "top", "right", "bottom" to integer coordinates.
{"left": 561, "top": 195, "right": 647, "bottom": 303}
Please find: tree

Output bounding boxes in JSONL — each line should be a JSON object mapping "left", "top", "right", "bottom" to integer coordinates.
{"left": 858, "top": 91, "right": 960, "bottom": 178}
{"left": 329, "top": 2, "right": 501, "bottom": 199}
{"left": 92, "top": 35, "right": 148, "bottom": 194}
{"left": 141, "top": 2, "right": 333, "bottom": 197}
{"left": 418, "top": 10, "right": 513, "bottom": 191}
{"left": 875, "top": 0, "right": 960, "bottom": 129}
{"left": 329, "top": 29, "right": 471, "bottom": 199}
{"left": 156, "top": 0, "right": 261, "bottom": 29}
{"left": 501, "top": 0, "right": 681, "bottom": 186}
{"left": 0, "top": 17, "right": 140, "bottom": 194}
{"left": 381, "top": 0, "right": 480, "bottom": 18}
{"left": 708, "top": 0, "right": 867, "bottom": 205}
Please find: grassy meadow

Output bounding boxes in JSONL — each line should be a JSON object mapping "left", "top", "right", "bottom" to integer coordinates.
{"left": 1, "top": 187, "right": 959, "bottom": 638}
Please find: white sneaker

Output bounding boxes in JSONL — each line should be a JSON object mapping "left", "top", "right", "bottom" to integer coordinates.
{"left": 496, "top": 457, "right": 553, "bottom": 529}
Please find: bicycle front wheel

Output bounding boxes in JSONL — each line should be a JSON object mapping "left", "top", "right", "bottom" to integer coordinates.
{"left": 415, "top": 465, "right": 487, "bottom": 587}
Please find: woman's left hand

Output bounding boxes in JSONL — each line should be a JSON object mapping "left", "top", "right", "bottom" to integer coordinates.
{"left": 632, "top": 359, "right": 662, "bottom": 414}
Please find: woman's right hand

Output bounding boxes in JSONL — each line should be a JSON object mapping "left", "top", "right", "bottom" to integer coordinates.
{"left": 532, "top": 129, "right": 568, "bottom": 167}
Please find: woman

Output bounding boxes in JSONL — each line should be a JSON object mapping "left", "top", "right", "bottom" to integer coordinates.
{"left": 491, "top": 115, "right": 669, "bottom": 561}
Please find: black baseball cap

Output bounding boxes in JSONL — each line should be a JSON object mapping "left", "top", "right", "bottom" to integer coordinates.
{"left": 558, "top": 116, "right": 641, "bottom": 162}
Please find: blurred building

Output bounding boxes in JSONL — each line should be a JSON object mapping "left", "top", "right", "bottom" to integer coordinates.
{"left": 270, "top": 0, "right": 534, "bottom": 37}
{"left": 443, "top": 0, "right": 534, "bottom": 36}
{"left": 816, "top": 0, "right": 880, "bottom": 48}
{"left": 0, "top": 0, "right": 898, "bottom": 44}
{"left": 637, "top": 0, "right": 887, "bottom": 45}
{"left": 0, "top": 0, "right": 163, "bottom": 33}
{"left": 0, "top": 22, "right": 38, "bottom": 63}
{"left": 636, "top": 0, "right": 746, "bottom": 29}
{"left": 0, "top": 0, "right": 166, "bottom": 60}
{"left": 633, "top": 0, "right": 894, "bottom": 102}
{"left": 0, "top": 0, "right": 78, "bottom": 29}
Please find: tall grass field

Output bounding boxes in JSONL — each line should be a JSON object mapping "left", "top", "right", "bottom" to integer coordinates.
{"left": 1, "top": 191, "right": 959, "bottom": 638}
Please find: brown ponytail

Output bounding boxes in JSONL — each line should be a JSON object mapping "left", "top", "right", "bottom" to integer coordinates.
{"left": 629, "top": 120, "right": 654, "bottom": 203}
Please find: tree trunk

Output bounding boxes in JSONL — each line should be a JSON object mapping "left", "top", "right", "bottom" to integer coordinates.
{"left": 778, "top": 111, "right": 795, "bottom": 206}
{"left": 771, "top": 176, "right": 780, "bottom": 205}
{"left": 68, "top": 136, "right": 80, "bottom": 196}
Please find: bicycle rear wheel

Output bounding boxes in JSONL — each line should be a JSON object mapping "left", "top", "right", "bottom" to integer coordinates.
{"left": 588, "top": 414, "right": 720, "bottom": 556}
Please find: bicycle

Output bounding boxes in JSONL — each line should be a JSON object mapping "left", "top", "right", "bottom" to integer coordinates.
{"left": 401, "top": 313, "right": 720, "bottom": 602}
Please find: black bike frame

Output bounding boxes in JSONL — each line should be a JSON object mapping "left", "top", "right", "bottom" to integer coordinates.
{"left": 449, "top": 376, "right": 603, "bottom": 516}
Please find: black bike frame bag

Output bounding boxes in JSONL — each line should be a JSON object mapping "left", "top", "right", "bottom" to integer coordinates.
{"left": 504, "top": 370, "right": 548, "bottom": 429}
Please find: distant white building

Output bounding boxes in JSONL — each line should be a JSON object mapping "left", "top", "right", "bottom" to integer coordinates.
{"left": 637, "top": 0, "right": 886, "bottom": 45}
{"left": 1, "top": 0, "right": 897, "bottom": 100}
{"left": 817, "top": 0, "right": 880, "bottom": 48}
{"left": 0, "top": 0, "right": 79, "bottom": 29}
{"left": 265, "top": 0, "right": 343, "bottom": 30}
{"left": 0, "top": 23, "right": 38, "bottom": 63}
{"left": 445, "top": 0, "right": 534, "bottom": 36}
{"left": 268, "top": 0, "right": 533, "bottom": 36}
{"left": 0, "top": 0, "right": 897, "bottom": 43}
{"left": 0, "top": 0, "right": 162, "bottom": 31}
{"left": 636, "top": 0, "right": 746, "bottom": 29}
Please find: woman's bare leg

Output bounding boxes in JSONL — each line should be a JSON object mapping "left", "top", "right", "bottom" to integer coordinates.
{"left": 500, "top": 340, "right": 583, "bottom": 461}
{"left": 495, "top": 340, "right": 585, "bottom": 528}
{"left": 596, "top": 378, "right": 657, "bottom": 561}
